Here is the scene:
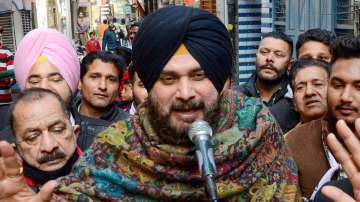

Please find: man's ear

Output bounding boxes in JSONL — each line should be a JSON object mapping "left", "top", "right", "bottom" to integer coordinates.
{"left": 78, "top": 81, "right": 82, "bottom": 91}
{"left": 293, "top": 101, "right": 298, "bottom": 112}
{"left": 73, "top": 124, "right": 81, "bottom": 139}
{"left": 287, "top": 59, "right": 293, "bottom": 71}
{"left": 221, "top": 79, "right": 231, "bottom": 93}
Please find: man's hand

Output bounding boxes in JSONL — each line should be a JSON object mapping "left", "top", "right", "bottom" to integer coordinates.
{"left": 322, "top": 119, "right": 360, "bottom": 201}
{"left": 0, "top": 141, "right": 56, "bottom": 201}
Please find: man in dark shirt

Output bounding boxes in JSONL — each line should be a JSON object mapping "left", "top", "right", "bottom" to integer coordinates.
{"left": 238, "top": 31, "right": 299, "bottom": 132}
{"left": 74, "top": 51, "right": 128, "bottom": 149}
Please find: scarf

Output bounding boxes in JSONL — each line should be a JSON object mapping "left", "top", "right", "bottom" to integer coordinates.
{"left": 55, "top": 89, "right": 301, "bottom": 201}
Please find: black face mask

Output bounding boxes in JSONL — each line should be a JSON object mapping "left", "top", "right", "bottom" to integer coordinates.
{"left": 22, "top": 150, "right": 79, "bottom": 185}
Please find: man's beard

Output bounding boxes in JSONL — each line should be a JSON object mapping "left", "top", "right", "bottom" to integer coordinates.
{"left": 256, "top": 63, "right": 288, "bottom": 86}
{"left": 83, "top": 95, "right": 112, "bottom": 112}
{"left": 146, "top": 95, "right": 220, "bottom": 145}
{"left": 330, "top": 102, "right": 359, "bottom": 128}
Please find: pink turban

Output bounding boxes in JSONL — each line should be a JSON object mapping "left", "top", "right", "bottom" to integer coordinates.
{"left": 14, "top": 28, "right": 80, "bottom": 93}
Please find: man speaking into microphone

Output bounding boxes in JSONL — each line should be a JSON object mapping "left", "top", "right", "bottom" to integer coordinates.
{"left": 0, "top": 6, "right": 301, "bottom": 201}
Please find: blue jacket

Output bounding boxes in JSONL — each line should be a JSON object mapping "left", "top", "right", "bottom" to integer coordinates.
{"left": 102, "top": 28, "right": 117, "bottom": 51}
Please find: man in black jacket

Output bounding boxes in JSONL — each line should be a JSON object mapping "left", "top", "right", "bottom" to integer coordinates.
{"left": 238, "top": 32, "right": 299, "bottom": 133}
{"left": 74, "top": 51, "right": 128, "bottom": 149}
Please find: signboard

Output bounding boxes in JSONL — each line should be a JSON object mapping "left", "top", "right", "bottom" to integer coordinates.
{"left": 124, "top": 4, "right": 132, "bottom": 16}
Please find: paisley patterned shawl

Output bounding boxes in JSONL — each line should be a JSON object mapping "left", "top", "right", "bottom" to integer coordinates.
{"left": 55, "top": 89, "right": 301, "bottom": 201}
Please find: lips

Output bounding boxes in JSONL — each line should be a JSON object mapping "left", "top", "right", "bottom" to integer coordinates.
{"left": 305, "top": 99, "right": 320, "bottom": 106}
{"left": 44, "top": 158, "right": 63, "bottom": 165}
{"left": 336, "top": 105, "right": 357, "bottom": 115}
{"left": 94, "top": 93, "right": 108, "bottom": 98}
{"left": 259, "top": 64, "right": 275, "bottom": 71}
{"left": 338, "top": 107, "right": 356, "bottom": 115}
{"left": 172, "top": 109, "right": 201, "bottom": 123}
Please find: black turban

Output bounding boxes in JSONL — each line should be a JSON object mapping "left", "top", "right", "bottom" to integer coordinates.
{"left": 132, "top": 6, "right": 233, "bottom": 93}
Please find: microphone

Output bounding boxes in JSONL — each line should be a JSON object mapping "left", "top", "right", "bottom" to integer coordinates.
{"left": 188, "top": 120, "right": 218, "bottom": 202}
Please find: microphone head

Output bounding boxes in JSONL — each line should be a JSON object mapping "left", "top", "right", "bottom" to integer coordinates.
{"left": 188, "top": 120, "right": 213, "bottom": 142}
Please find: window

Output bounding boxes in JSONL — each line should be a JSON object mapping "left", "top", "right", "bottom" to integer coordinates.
{"left": 336, "top": 0, "right": 354, "bottom": 36}
{"left": 274, "top": 0, "right": 286, "bottom": 33}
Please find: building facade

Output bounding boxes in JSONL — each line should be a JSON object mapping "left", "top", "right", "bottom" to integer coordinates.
{"left": 0, "top": 0, "right": 33, "bottom": 51}
{"left": 33, "top": 0, "right": 73, "bottom": 38}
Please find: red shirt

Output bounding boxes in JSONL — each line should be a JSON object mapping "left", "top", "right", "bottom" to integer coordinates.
{"left": 85, "top": 39, "right": 101, "bottom": 54}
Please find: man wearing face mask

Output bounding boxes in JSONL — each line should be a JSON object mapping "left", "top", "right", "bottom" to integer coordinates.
{"left": 8, "top": 88, "right": 82, "bottom": 192}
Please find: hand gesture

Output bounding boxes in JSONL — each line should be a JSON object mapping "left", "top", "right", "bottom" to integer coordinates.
{"left": 0, "top": 141, "right": 56, "bottom": 201}
{"left": 322, "top": 119, "right": 360, "bottom": 201}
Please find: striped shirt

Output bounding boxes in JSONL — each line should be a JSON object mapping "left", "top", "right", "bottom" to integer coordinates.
{"left": 0, "top": 46, "right": 14, "bottom": 104}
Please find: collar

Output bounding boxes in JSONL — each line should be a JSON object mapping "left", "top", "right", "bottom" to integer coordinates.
{"left": 129, "top": 102, "right": 136, "bottom": 115}
{"left": 244, "top": 73, "right": 291, "bottom": 106}
{"left": 99, "top": 104, "right": 119, "bottom": 120}
{"left": 73, "top": 94, "right": 119, "bottom": 122}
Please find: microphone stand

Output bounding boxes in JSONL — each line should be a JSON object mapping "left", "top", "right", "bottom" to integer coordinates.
{"left": 197, "top": 139, "right": 218, "bottom": 202}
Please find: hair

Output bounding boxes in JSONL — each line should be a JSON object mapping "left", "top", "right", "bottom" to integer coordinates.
{"left": 331, "top": 35, "right": 360, "bottom": 63}
{"left": 9, "top": 88, "right": 70, "bottom": 134}
{"left": 130, "top": 22, "right": 139, "bottom": 29}
{"left": 89, "top": 31, "right": 95, "bottom": 36}
{"left": 262, "top": 31, "right": 294, "bottom": 56}
{"left": 80, "top": 51, "right": 126, "bottom": 80}
{"left": 114, "top": 46, "right": 132, "bottom": 66}
{"left": 296, "top": 28, "right": 334, "bottom": 57}
{"left": 290, "top": 59, "right": 331, "bottom": 90}
{"left": 103, "top": 19, "right": 108, "bottom": 24}
{"left": 127, "top": 62, "right": 136, "bottom": 85}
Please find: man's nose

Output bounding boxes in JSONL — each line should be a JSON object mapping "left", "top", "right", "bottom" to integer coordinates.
{"left": 39, "top": 132, "right": 59, "bottom": 153}
{"left": 340, "top": 86, "right": 353, "bottom": 103}
{"left": 175, "top": 78, "right": 196, "bottom": 101}
{"left": 98, "top": 78, "right": 107, "bottom": 91}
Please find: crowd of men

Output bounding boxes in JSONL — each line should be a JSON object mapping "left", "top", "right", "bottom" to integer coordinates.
{"left": 0, "top": 5, "right": 360, "bottom": 201}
